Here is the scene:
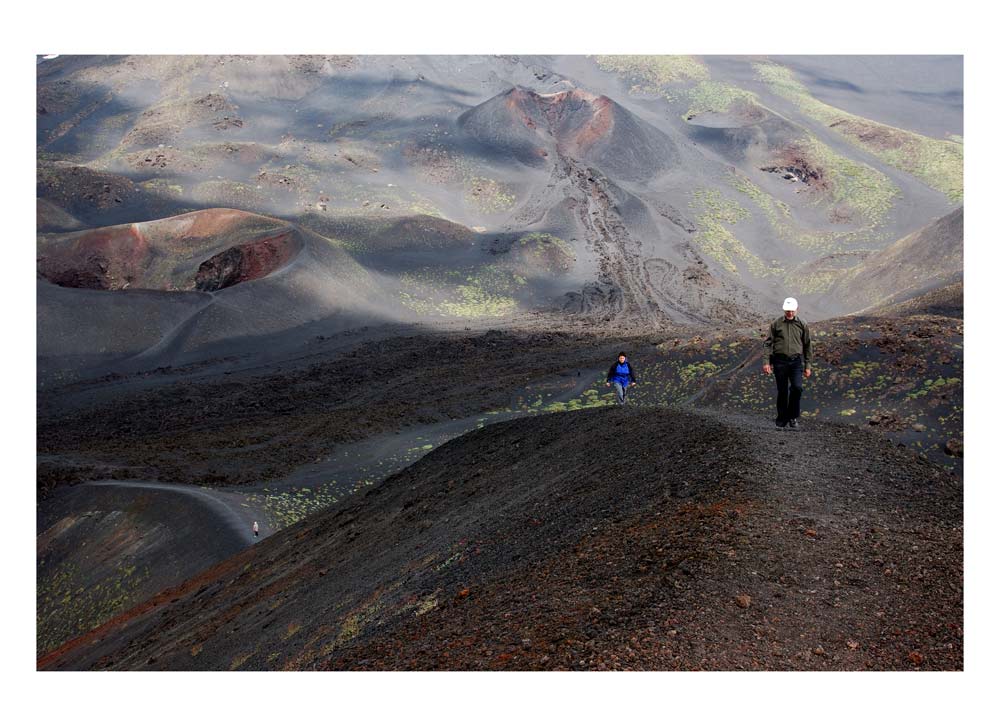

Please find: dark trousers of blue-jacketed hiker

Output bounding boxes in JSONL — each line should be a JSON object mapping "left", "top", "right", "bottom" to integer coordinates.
{"left": 772, "top": 354, "right": 803, "bottom": 424}
{"left": 613, "top": 381, "right": 628, "bottom": 404}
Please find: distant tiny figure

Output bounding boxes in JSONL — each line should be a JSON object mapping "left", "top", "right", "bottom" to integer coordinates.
{"left": 253, "top": 520, "right": 259, "bottom": 538}
{"left": 763, "top": 297, "right": 812, "bottom": 429}
{"left": 605, "top": 351, "right": 637, "bottom": 404}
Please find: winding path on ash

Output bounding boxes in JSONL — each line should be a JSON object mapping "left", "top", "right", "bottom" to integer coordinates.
{"left": 80, "top": 480, "right": 271, "bottom": 543}
{"left": 40, "top": 355, "right": 637, "bottom": 576}
{"left": 39, "top": 403, "right": 962, "bottom": 671}
{"left": 37, "top": 365, "right": 606, "bottom": 662}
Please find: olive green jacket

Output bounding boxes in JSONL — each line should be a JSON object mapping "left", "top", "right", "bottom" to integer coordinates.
{"left": 764, "top": 316, "right": 812, "bottom": 370}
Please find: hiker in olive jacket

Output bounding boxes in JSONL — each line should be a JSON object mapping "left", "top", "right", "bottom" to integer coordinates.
{"left": 763, "top": 297, "right": 812, "bottom": 429}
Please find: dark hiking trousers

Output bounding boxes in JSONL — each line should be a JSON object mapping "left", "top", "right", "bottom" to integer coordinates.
{"left": 772, "top": 354, "right": 804, "bottom": 423}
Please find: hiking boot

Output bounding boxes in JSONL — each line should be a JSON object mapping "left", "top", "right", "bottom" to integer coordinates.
{"left": 788, "top": 418, "right": 799, "bottom": 429}
{"left": 775, "top": 419, "right": 786, "bottom": 429}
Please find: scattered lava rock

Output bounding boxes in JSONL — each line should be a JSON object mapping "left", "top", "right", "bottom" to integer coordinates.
{"left": 40, "top": 406, "right": 962, "bottom": 672}
{"left": 868, "top": 412, "right": 907, "bottom": 431}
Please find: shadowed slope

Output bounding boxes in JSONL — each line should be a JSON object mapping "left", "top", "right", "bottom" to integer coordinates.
{"left": 37, "top": 198, "right": 85, "bottom": 233}
{"left": 865, "top": 280, "right": 963, "bottom": 319}
{"left": 36, "top": 208, "right": 399, "bottom": 376}
{"left": 41, "top": 405, "right": 960, "bottom": 671}
{"left": 832, "top": 207, "right": 963, "bottom": 312}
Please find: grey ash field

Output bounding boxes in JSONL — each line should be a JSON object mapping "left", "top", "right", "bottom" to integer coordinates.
{"left": 36, "top": 55, "right": 963, "bottom": 670}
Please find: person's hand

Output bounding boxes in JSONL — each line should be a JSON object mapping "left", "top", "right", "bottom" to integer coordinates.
{"left": 805, "top": 368, "right": 812, "bottom": 378}
{"left": 629, "top": 382, "right": 636, "bottom": 387}
{"left": 763, "top": 363, "right": 772, "bottom": 374}
{"left": 605, "top": 382, "right": 610, "bottom": 387}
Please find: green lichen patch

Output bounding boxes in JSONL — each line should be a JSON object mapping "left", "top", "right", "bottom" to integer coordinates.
{"left": 464, "top": 176, "right": 516, "bottom": 214}
{"left": 685, "top": 81, "right": 759, "bottom": 118}
{"left": 799, "top": 136, "right": 899, "bottom": 225}
{"left": 594, "top": 55, "right": 710, "bottom": 98}
{"left": 398, "top": 264, "right": 524, "bottom": 319}
{"left": 728, "top": 171, "right": 792, "bottom": 235}
{"left": 139, "top": 178, "right": 185, "bottom": 198}
{"left": 441, "top": 285, "right": 518, "bottom": 318}
{"left": 782, "top": 267, "right": 840, "bottom": 295}
{"left": 906, "top": 376, "right": 961, "bottom": 400}
{"left": 755, "top": 61, "right": 963, "bottom": 202}
{"left": 414, "top": 594, "right": 439, "bottom": 616}
{"left": 689, "top": 188, "right": 778, "bottom": 278}
{"left": 37, "top": 560, "right": 151, "bottom": 656}
{"left": 512, "top": 233, "right": 576, "bottom": 275}
{"left": 680, "top": 361, "right": 721, "bottom": 382}
{"left": 244, "top": 481, "right": 341, "bottom": 530}
{"left": 230, "top": 652, "right": 254, "bottom": 670}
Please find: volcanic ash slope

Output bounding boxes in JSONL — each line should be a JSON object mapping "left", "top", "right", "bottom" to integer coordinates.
{"left": 36, "top": 208, "right": 400, "bottom": 375}
{"left": 43, "top": 405, "right": 961, "bottom": 671}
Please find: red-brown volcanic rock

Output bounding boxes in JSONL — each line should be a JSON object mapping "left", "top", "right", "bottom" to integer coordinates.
{"left": 194, "top": 231, "right": 298, "bottom": 291}
{"left": 38, "top": 224, "right": 152, "bottom": 290}
{"left": 459, "top": 86, "right": 677, "bottom": 180}
{"left": 37, "top": 209, "right": 303, "bottom": 292}
{"left": 504, "top": 87, "right": 615, "bottom": 157}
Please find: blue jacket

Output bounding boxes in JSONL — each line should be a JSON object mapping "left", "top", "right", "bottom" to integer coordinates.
{"left": 606, "top": 361, "right": 636, "bottom": 386}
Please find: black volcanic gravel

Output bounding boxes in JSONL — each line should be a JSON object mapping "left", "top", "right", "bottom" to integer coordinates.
{"left": 43, "top": 405, "right": 962, "bottom": 671}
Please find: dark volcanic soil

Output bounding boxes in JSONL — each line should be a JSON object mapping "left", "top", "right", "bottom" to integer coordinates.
{"left": 37, "top": 481, "right": 258, "bottom": 655}
{"left": 36, "top": 329, "right": 658, "bottom": 490}
{"left": 40, "top": 405, "right": 962, "bottom": 671}
{"left": 35, "top": 55, "right": 964, "bottom": 674}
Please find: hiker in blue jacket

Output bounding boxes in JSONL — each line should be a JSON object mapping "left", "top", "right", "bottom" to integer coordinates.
{"left": 605, "top": 351, "right": 637, "bottom": 404}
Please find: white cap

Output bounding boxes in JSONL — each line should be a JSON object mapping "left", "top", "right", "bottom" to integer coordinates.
{"left": 782, "top": 297, "right": 798, "bottom": 311}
